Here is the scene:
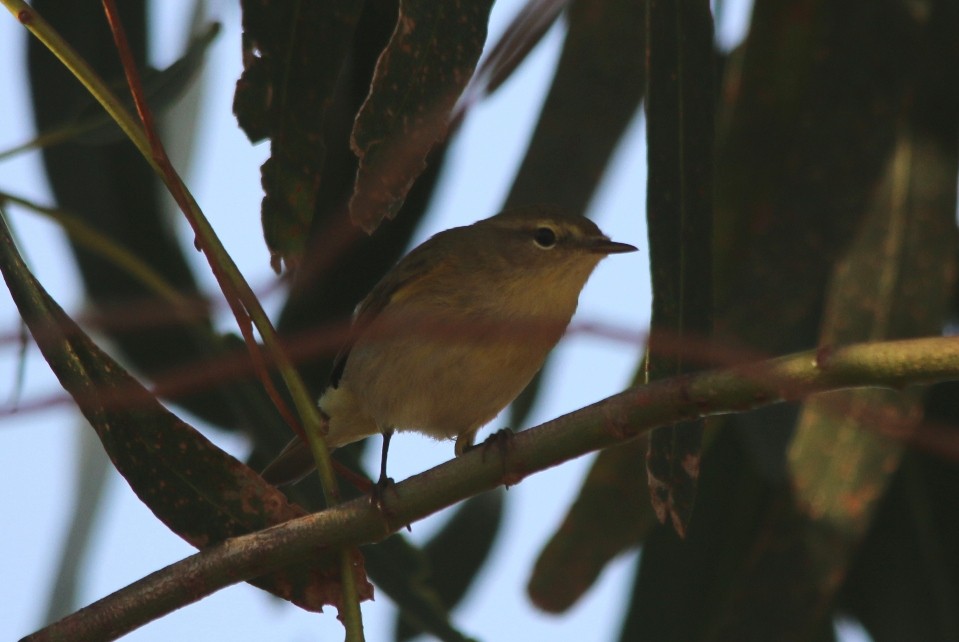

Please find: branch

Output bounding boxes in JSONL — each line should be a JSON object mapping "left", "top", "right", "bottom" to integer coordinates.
{"left": 23, "top": 335, "right": 959, "bottom": 641}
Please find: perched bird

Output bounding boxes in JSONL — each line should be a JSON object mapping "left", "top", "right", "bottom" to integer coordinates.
{"left": 261, "top": 205, "right": 636, "bottom": 488}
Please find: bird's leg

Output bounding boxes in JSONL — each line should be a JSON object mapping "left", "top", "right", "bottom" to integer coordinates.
{"left": 371, "top": 428, "right": 395, "bottom": 509}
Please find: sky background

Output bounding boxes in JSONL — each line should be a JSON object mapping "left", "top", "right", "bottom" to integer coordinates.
{"left": 0, "top": 1, "right": 868, "bottom": 641}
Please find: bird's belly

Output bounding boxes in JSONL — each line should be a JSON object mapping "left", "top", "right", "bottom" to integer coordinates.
{"left": 342, "top": 327, "right": 556, "bottom": 440}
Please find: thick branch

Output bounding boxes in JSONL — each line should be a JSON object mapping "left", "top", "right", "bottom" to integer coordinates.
{"left": 24, "top": 336, "right": 959, "bottom": 642}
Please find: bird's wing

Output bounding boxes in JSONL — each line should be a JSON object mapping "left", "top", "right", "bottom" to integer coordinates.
{"left": 328, "top": 230, "right": 458, "bottom": 388}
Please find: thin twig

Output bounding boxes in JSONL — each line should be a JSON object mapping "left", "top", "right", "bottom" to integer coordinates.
{"left": 97, "top": 0, "right": 302, "bottom": 439}
{"left": 98, "top": 0, "right": 359, "bottom": 629}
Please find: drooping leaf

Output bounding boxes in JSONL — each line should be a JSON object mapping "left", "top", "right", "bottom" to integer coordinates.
{"left": 643, "top": 0, "right": 715, "bottom": 538}
{"left": 625, "top": 0, "right": 959, "bottom": 638}
{"left": 840, "top": 453, "right": 959, "bottom": 642}
{"left": 784, "top": 127, "right": 957, "bottom": 635}
{"left": 0, "top": 212, "right": 372, "bottom": 612}
{"left": 2, "top": 22, "right": 218, "bottom": 157}
{"left": 619, "top": 429, "right": 781, "bottom": 642}
{"left": 273, "top": 0, "right": 438, "bottom": 401}
{"left": 840, "top": 24, "right": 959, "bottom": 639}
{"left": 349, "top": 0, "right": 495, "bottom": 233}
{"left": 43, "top": 425, "right": 110, "bottom": 622}
{"left": 394, "top": 491, "right": 504, "bottom": 641}
{"left": 528, "top": 439, "right": 655, "bottom": 613}
{"left": 234, "top": 0, "right": 364, "bottom": 271}
{"left": 265, "top": 4, "right": 462, "bottom": 626}
{"left": 363, "top": 532, "right": 476, "bottom": 642}
{"left": 76, "top": 21, "right": 220, "bottom": 146}
{"left": 26, "top": 1, "right": 282, "bottom": 437}
{"left": 504, "top": 0, "right": 645, "bottom": 214}
{"left": 454, "top": 0, "right": 569, "bottom": 121}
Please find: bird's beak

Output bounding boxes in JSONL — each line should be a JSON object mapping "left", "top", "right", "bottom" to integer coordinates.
{"left": 588, "top": 237, "right": 638, "bottom": 254}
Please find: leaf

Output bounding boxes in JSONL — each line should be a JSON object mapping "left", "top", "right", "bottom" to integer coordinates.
{"left": 1, "top": 22, "right": 219, "bottom": 157}
{"left": 264, "top": 4, "right": 461, "bottom": 623}
{"left": 0, "top": 211, "right": 372, "bottom": 612}
{"left": 454, "top": 0, "right": 568, "bottom": 120}
{"left": 624, "top": 0, "right": 959, "bottom": 637}
{"left": 364, "top": 538, "right": 474, "bottom": 642}
{"left": 504, "top": 0, "right": 645, "bottom": 213}
{"left": 840, "top": 453, "right": 959, "bottom": 641}
{"left": 74, "top": 21, "right": 220, "bottom": 146}
{"left": 643, "top": 0, "right": 715, "bottom": 537}
{"left": 234, "top": 0, "right": 364, "bottom": 271}
{"left": 270, "top": 0, "right": 433, "bottom": 361}
{"left": 43, "top": 425, "right": 110, "bottom": 622}
{"left": 26, "top": 1, "right": 283, "bottom": 437}
{"left": 394, "top": 491, "right": 504, "bottom": 641}
{"left": 785, "top": 128, "right": 957, "bottom": 632}
{"left": 619, "top": 429, "right": 778, "bottom": 642}
{"left": 349, "top": 0, "right": 495, "bottom": 233}
{"left": 528, "top": 440, "right": 655, "bottom": 613}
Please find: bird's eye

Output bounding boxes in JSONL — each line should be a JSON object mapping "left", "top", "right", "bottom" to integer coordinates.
{"left": 533, "top": 226, "right": 557, "bottom": 249}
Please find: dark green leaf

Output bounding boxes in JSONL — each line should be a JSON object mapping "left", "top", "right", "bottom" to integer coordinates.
{"left": 626, "top": 0, "right": 959, "bottom": 637}
{"left": 785, "top": 126, "right": 957, "bottom": 632}
{"left": 840, "top": 453, "right": 959, "bottom": 641}
{"left": 620, "top": 428, "right": 786, "bottom": 642}
{"left": 72, "top": 22, "right": 220, "bottom": 146}
{"left": 528, "top": 440, "right": 655, "bottom": 613}
{"left": 456, "top": 0, "right": 568, "bottom": 115}
{"left": 43, "top": 429, "right": 110, "bottom": 622}
{"left": 644, "top": 0, "right": 715, "bottom": 537}
{"left": 234, "top": 0, "right": 364, "bottom": 270}
{"left": 264, "top": 5, "right": 458, "bottom": 621}
{"left": 504, "top": 0, "right": 645, "bottom": 213}
{"left": 27, "top": 1, "right": 282, "bottom": 437}
{"left": 349, "top": 0, "right": 494, "bottom": 233}
{"left": 364, "top": 533, "right": 473, "bottom": 642}
{"left": 0, "top": 211, "right": 372, "bottom": 612}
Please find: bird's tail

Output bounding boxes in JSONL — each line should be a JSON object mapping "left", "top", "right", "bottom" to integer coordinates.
{"left": 259, "top": 387, "right": 378, "bottom": 486}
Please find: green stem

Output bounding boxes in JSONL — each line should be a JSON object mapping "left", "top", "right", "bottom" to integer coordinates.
{"left": 340, "top": 552, "right": 366, "bottom": 642}
{"left": 1, "top": 190, "right": 185, "bottom": 305}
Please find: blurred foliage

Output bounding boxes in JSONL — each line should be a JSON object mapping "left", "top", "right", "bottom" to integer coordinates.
{"left": 643, "top": 0, "right": 714, "bottom": 537}
{"left": 628, "top": 1, "right": 959, "bottom": 641}
{"left": 4, "top": 0, "right": 959, "bottom": 639}
{"left": 0, "top": 213, "right": 370, "bottom": 611}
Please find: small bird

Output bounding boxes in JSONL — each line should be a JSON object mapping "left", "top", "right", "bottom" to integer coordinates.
{"left": 261, "top": 204, "right": 636, "bottom": 488}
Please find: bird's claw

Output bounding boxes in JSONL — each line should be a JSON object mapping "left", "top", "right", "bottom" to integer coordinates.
{"left": 370, "top": 475, "right": 396, "bottom": 512}
{"left": 467, "top": 427, "right": 515, "bottom": 463}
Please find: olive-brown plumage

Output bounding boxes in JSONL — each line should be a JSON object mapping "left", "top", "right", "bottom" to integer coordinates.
{"left": 262, "top": 205, "right": 636, "bottom": 486}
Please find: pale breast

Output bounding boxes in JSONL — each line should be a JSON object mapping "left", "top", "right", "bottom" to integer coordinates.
{"left": 339, "top": 305, "right": 567, "bottom": 439}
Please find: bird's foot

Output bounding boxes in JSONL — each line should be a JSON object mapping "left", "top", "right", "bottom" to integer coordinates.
{"left": 370, "top": 474, "right": 396, "bottom": 511}
{"left": 478, "top": 427, "right": 515, "bottom": 462}
{"left": 369, "top": 475, "right": 411, "bottom": 531}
